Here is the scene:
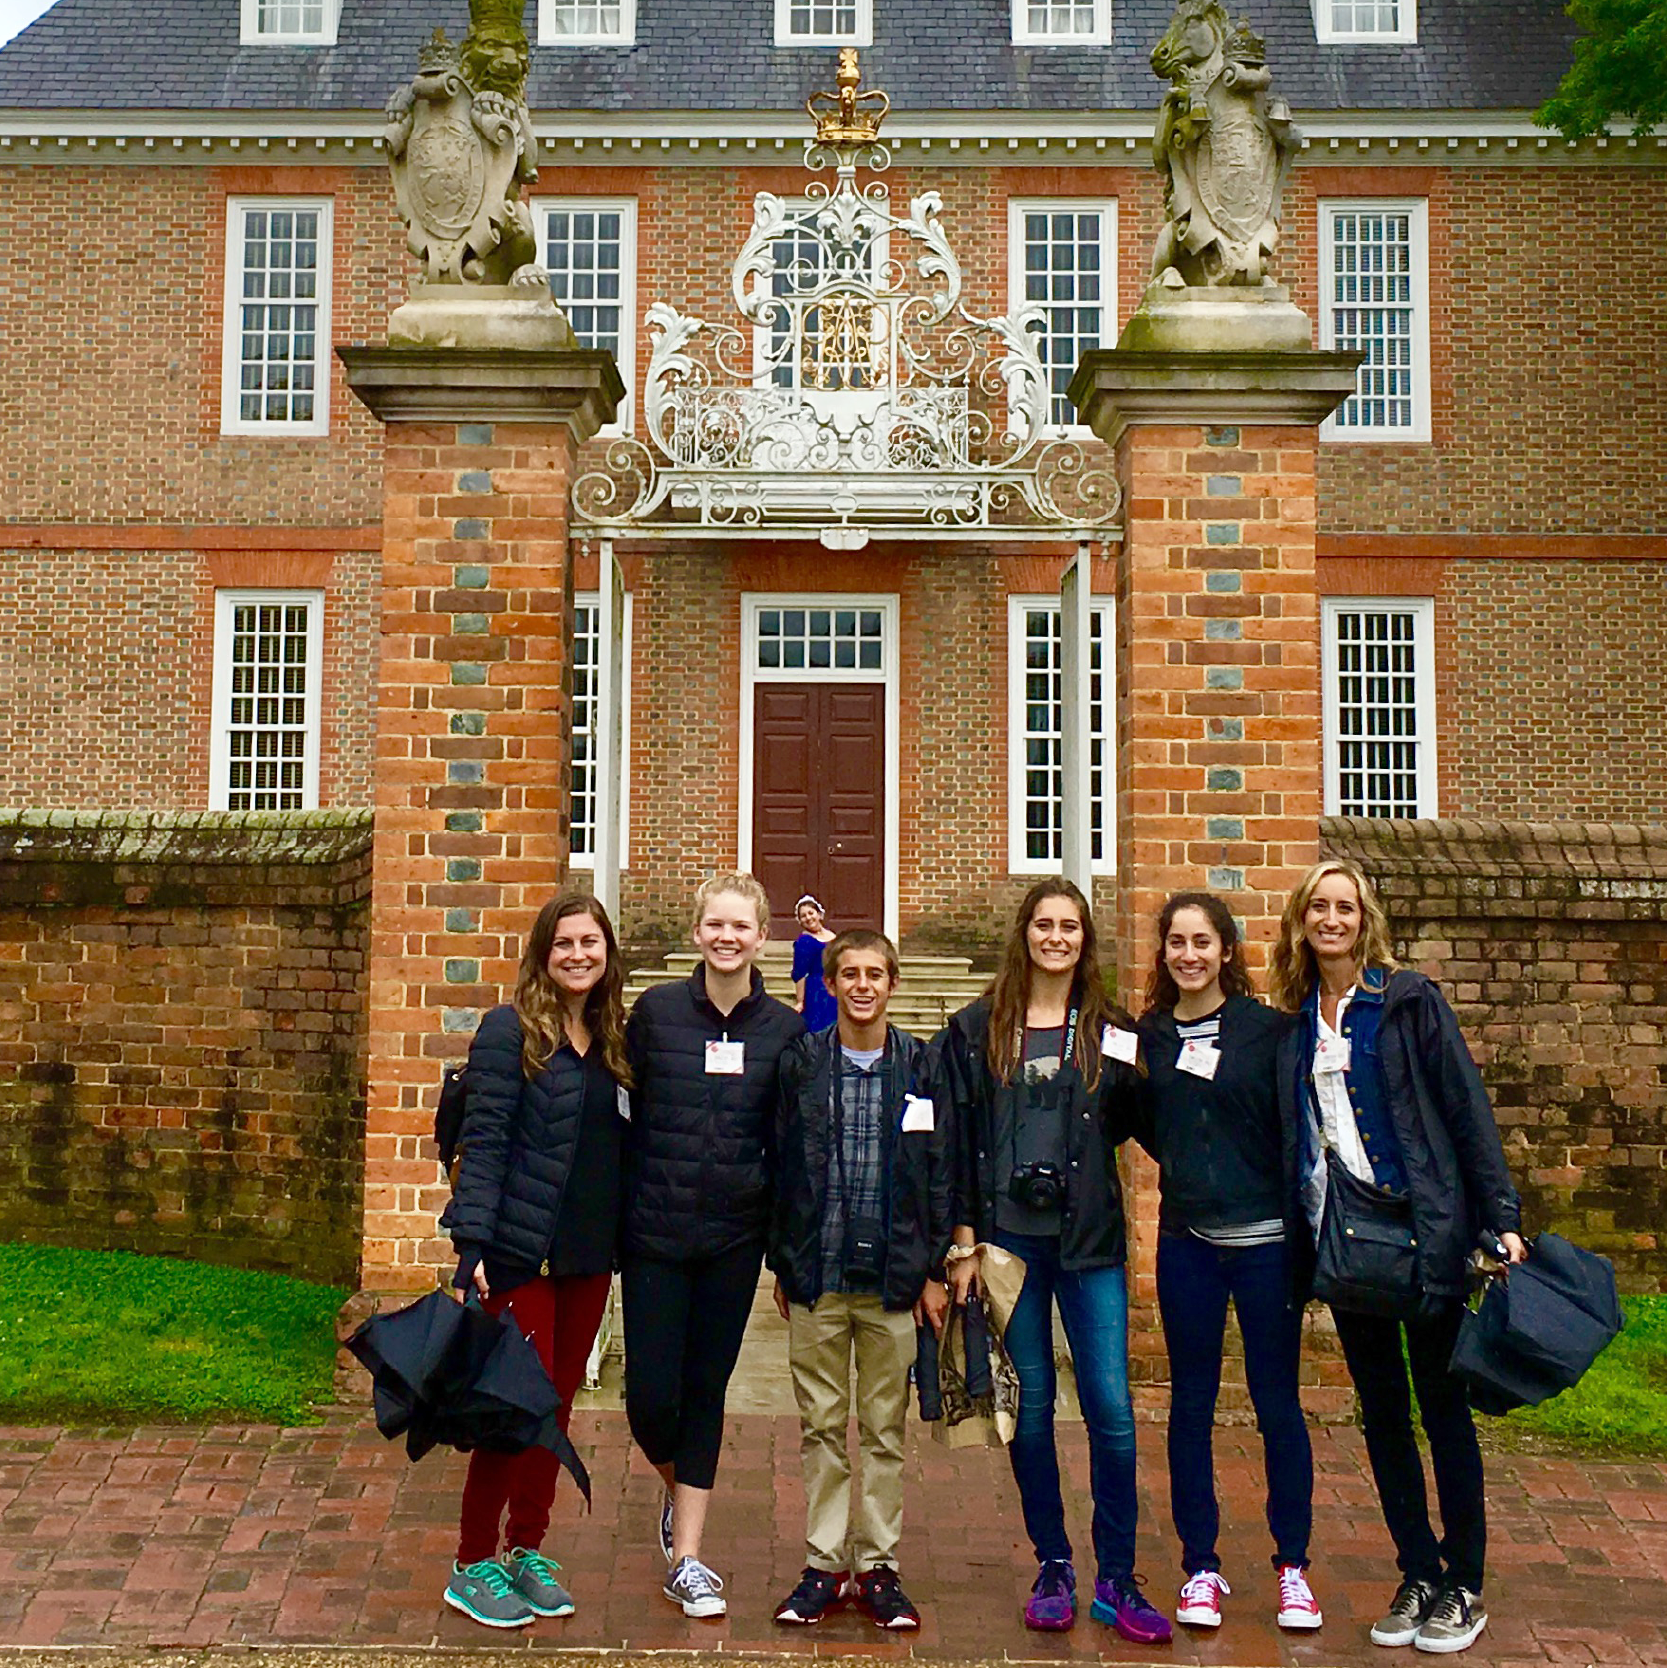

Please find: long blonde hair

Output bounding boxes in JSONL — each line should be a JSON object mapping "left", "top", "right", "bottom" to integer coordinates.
{"left": 1268, "top": 857, "right": 1399, "bottom": 1013}
{"left": 513, "top": 893, "right": 632, "bottom": 1085}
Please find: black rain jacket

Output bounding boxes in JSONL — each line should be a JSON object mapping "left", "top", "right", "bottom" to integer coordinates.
{"left": 1277, "top": 968, "right": 1522, "bottom": 1300}
{"left": 937, "top": 995, "right": 1140, "bottom": 1272}
{"left": 770, "top": 1024, "right": 953, "bottom": 1312}
{"left": 622, "top": 965, "right": 805, "bottom": 1262}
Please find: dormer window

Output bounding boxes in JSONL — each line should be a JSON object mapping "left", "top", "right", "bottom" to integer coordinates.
{"left": 775, "top": 0, "right": 872, "bottom": 47}
{"left": 240, "top": 0, "right": 340, "bottom": 45}
{"left": 1313, "top": 0, "right": 1417, "bottom": 43}
{"left": 1012, "top": 0, "right": 1111, "bottom": 45}
{"left": 539, "top": 0, "right": 636, "bottom": 44}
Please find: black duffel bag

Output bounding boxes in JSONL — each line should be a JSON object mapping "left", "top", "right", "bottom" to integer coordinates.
{"left": 1312, "top": 1148, "right": 1421, "bottom": 1319}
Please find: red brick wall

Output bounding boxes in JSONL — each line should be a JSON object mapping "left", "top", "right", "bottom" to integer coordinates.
{"left": 0, "top": 811, "right": 370, "bottom": 1285}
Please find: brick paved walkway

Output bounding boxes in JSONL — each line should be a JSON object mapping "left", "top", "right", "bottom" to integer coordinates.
{"left": 1, "top": 1408, "right": 1663, "bottom": 1666}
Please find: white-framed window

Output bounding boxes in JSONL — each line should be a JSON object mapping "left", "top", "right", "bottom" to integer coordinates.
{"left": 539, "top": 0, "right": 636, "bottom": 44}
{"left": 1322, "top": 597, "right": 1437, "bottom": 819}
{"left": 239, "top": 0, "right": 340, "bottom": 45}
{"left": 209, "top": 590, "right": 324, "bottom": 811}
{"left": 569, "top": 591, "right": 633, "bottom": 867}
{"left": 1320, "top": 199, "right": 1430, "bottom": 442}
{"left": 774, "top": 0, "right": 872, "bottom": 46}
{"left": 1013, "top": 0, "right": 1112, "bottom": 44}
{"left": 220, "top": 197, "right": 332, "bottom": 437}
{"left": 1008, "top": 200, "right": 1117, "bottom": 430}
{"left": 1313, "top": 0, "right": 1417, "bottom": 42}
{"left": 1007, "top": 597, "right": 1114, "bottom": 875}
{"left": 534, "top": 198, "right": 637, "bottom": 431}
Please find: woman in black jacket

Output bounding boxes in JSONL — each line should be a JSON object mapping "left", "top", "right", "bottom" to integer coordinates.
{"left": 939, "top": 877, "right": 1170, "bottom": 1645}
{"left": 442, "top": 892, "right": 632, "bottom": 1630}
{"left": 1271, "top": 858, "right": 1526, "bottom": 1657}
{"left": 1135, "top": 893, "right": 1318, "bottom": 1636}
{"left": 621, "top": 871, "right": 804, "bottom": 1618}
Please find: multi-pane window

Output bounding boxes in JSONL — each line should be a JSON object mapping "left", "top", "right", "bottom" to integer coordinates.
{"left": 240, "top": 0, "right": 338, "bottom": 43}
{"left": 1321, "top": 201, "right": 1429, "bottom": 441}
{"left": 756, "top": 204, "right": 881, "bottom": 392}
{"left": 1013, "top": 0, "right": 1111, "bottom": 43}
{"left": 756, "top": 606, "right": 884, "bottom": 672}
{"left": 539, "top": 0, "right": 635, "bottom": 42}
{"left": 221, "top": 199, "right": 331, "bottom": 436}
{"left": 774, "top": 0, "right": 871, "bottom": 44}
{"left": 1010, "top": 600, "right": 1113, "bottom": 873}
{"left": 1009, "top": 201, "right": 1116, "bottom": 428}
{"left": 1322, "top": 598, "right": 1436, "bottom": 819}
{"left": 1314, "top": 0, "right": 1416, "bottom": 40}
{"left": 210, "top": 591, "right": 323, "bottom": 812}
{"left": 569, "top": 593, "right": 632, "bottom": 866}
{"left": 535, "top": 200, "right": 636, "bottom": 428}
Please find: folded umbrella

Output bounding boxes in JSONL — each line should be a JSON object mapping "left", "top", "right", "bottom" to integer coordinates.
{"left": 346, "top": 1289, "right": 591, "bottom": 1504}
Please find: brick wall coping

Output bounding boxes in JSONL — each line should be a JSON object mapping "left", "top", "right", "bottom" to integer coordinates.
{"left": 0, "top": 808, "right": 374, "bottom": 869}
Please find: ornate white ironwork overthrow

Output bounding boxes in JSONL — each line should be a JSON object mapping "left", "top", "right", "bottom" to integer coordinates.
{"left": 572, "top": 51, "right": 1119, "bottom": 547}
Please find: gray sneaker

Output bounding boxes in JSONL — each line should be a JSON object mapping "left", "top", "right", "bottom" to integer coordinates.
{"left": 444, "top": 1559, "right": 536, "bottom": 1629}
{"left": 505, "top": 1547, "right": 575, "bottom": 1618}
{"left": 658, "top": 1490, "right": 675, "bottom": 1563}
{"left": 664, "top": 1554, "right": 727, "bottom": 1618}
{"left": 1414, "top": 1584, "right": 1487, "bottom": 1654}
{"left": 1370, "top": 1577, "right": 1440, "bottom": 1647}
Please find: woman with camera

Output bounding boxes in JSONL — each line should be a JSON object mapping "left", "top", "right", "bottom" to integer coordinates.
{"left": 938, "top": 878, "right": 1170, "bottom": 1644}
{"left": 1134, "top": 893, "right": 1318, "bottom": 1635}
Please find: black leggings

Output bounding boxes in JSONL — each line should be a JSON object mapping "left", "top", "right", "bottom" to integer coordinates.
{"left": 622, "top": 1239, "right": 762, "bottom": 1491}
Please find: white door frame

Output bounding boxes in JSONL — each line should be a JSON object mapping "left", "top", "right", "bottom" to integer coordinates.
{"left": 738, "top": 592, "right": 901, "bottom": 941}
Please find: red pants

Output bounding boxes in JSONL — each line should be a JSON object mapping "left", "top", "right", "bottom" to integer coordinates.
{"left": 456, "top": 1269, "right": 612, "bottom": 1565}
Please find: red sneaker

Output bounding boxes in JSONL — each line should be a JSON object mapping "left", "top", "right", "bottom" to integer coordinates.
{"left": 1276, "top": 1564, "right": 1322, "bottom": 1631}
{"left": 1177, "top": 1569, "right": 1229, "bottom": 1628}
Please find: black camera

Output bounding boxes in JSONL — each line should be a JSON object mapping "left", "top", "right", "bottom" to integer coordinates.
{"left": 841, "top": 1214, "right": 886, "bottom": 1285}
{"left": 1008, "top": 1161, "right": 1066, "bottom": 1212}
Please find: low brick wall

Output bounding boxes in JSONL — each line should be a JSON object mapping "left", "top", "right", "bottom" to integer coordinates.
{"left": 1324, "top": 815, "right": 1667, "bottom": 1291}
{"left": 0, "top": 810, "right": 372, "bottom": 1286}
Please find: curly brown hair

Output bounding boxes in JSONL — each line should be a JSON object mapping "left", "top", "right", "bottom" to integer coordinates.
{"left": 512, "top": 893, "right": 632, "bottom": 1086}
{"left": 1142, "top": 891, "right": 1256, "bottom": 1013}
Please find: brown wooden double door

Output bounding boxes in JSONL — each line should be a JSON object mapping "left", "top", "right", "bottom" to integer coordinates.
{"left": 752, "top": 683, "right": 885, "bottom": 931}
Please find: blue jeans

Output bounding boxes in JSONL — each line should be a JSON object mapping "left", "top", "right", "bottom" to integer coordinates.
{"left": 993, "top": 1231, "right": 1137, "bottom": 1583}
{"left": 1156, "top": 1231, "right": 1312, "bottom": 1574}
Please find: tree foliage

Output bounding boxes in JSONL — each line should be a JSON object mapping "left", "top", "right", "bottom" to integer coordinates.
{"left": 1537, "top": 0, "right": 1667, "bottom": 138}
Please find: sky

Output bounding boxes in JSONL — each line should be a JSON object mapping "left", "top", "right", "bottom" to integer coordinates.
{"left": 0, "top": 0, "right": 53, "bottom": 46}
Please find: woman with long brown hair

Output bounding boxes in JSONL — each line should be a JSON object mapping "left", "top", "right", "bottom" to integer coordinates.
{"left": 938, "top": 878, "right": 1170, "bottom": 1644}
{"left": 441, "top": 892, "right": 633, "bottom": 1630}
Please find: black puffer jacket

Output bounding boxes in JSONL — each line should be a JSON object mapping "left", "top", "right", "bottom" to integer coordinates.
{"left": 771, "top": 1025, "right": 952, "bottom": 1312}
{"left": 623, "top": 966, "right": 805, "bottom": 1262}
{"left": 1277, "top": 969, "right": 1523, "bottom": 1300}
{"left": 937, "top": 996, "right": 1141, "bottom": 1271}
{"left": 443, "top": 1004, "right": 599, "bottom": 1274}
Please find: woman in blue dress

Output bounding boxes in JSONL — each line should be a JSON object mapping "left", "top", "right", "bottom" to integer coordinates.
{"left": 790, "top": 894, "right": 838, "bottom": 1032}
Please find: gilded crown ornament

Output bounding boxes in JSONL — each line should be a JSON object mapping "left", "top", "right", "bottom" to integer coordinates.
{"left": 806, "top": 48, "right": 891, "bottom": 148}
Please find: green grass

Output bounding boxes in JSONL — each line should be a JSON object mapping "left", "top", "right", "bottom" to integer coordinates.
{"left": 0, "top": 1243, "right": 347, "bottom": 1426}
{"left": 1496, "top": 1291, "right": 1667, "bottom": 1456}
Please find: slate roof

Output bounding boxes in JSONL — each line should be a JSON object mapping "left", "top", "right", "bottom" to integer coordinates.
{"left": 0, "top": 0, "right": 1579, "bottom": 115}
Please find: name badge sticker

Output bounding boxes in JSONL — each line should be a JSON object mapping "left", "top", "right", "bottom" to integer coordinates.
{"left": 1314, "top": 1035, "right": 1352, "bottom": 1077}
{"left": 900, "top": 1095, "right": 935, "bottom": 1133}
{"left": 1100, "top": 1025, "right": 1140, "bottom": 1065}
{"left": 1177, "top": 1038, "right": 1221, "bottom": 1081}
{"left": 616, "top": 1084, "right": 632, "bottom": 1122}
{"left": 705, "top": 1039, "right": 745, "bottom": 1075}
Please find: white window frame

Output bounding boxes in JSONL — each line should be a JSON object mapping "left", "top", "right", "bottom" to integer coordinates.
{"left": 569, "top": 590, "right": 633, "bottom": 869}
{"left": 1006, "top": 595, "right": 1116, "bottom": 876}
{"left": 209, "top": 589, "right": 325, "bottom": 812}
{"left": 1007, "top": 198, "right": 1118, "bottom": 434}
{"left": 533, "top": 197, "right": 637, "bottom": 433}
{"left": 1012, "top": 0, "right": 1112, "bottom": 45}
{"left": 1319, "top": 198, "right": 1430, "bottom": 444}
{"left": 1321, "top": 596, "right": 1438, "bottom": 819}
{"left": 773, "top": 0, "right": 872, "bottom": 46}
{"left": 1313, "top": 0, "right": 1417, "bottom": 43}
{"left": 538, "top": 0, "right": 637, "bottom": 45}
{"left": 239, "top": 0, "right": 340, "bottom": 46}
{"left": 220, "top": 196, "right": 333, "bottom": 438}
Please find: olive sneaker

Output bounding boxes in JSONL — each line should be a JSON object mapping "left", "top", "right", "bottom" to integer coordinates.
{"left": 1370, "top": 1576, "right": 1440, "bottom": 1648}
{"left": 1414, "top": 1584, "right": 1487, "bottom": 1654}
{"left": 505, "top": 1547, "right": 575, "bottom": 1618}
{"left": 444, "top": 1558, "right": 536, "bottom": 1629}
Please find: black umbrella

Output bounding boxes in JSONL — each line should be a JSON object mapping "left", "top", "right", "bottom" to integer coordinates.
{"left": 1449, "top": 1233, "right": 1624, "bottom": 1418}
{"left": 346, "top": 1290, "right": 591, "bottom": 1504}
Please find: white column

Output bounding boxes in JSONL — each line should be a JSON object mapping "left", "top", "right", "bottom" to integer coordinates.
{"left": 592, "top": 539, "right": 626, "bottom": 921}
{"left": 1058, "top": 540, "right": 1093, "bottom": 896}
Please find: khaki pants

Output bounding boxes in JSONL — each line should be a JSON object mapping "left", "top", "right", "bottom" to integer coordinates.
{"left": 788, "top": 1291, "right": 915, "bottom": 1574}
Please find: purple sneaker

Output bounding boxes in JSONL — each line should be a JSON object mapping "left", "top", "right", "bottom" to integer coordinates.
{"left": 1024, "top": 1559, "right": 1076, "bottom": 1631}
{"left": 1090, "top": 1574, "right": 1173, "bottom": 1644}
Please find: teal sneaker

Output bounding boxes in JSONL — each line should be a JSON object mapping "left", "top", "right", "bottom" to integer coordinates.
{"left": 444, "top": 1558, "right": 536, "bottom": 1629}
{"left": 505, "top": 1547, "right": 576, "bottom": 1618}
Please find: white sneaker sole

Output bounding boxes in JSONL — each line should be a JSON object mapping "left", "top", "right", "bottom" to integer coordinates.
{"left": 1415, "top": 1615, "right": 1486, "bottom": 1654}
{"left": 1373, "top": 1620, "right": 1422, "bottom": 1647}
{"left": 1176, "top": 1606, "right": 1222, "bottom": 1628}
{"left": 443, "top": 1589, "right": 535, "bottom": 1629}
{"left": 1279, "top": 1608, "right": 1324, "bottom": 1630}
{"left": 664, "top": 1587, "right": 727, "bottom": 1619}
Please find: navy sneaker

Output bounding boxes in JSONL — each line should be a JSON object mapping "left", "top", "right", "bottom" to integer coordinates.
{"left": 774, "top": 1565, "right": 850, "bottom": 1624}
